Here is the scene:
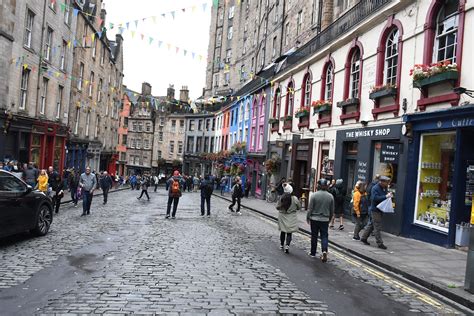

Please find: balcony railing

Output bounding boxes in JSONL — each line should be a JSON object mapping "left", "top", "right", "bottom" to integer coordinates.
{"left": 283, "top": 0, "right": 392, "bottom": 72}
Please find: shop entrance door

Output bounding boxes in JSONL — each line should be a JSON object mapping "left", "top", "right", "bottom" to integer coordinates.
{"left": 293, "top": 160, "right": 308, "bottom": 198}
{"left": 344, "top": 159, "right": 357, "bottom": 194}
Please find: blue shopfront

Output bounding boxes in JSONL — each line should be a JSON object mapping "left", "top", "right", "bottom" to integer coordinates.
{"left": 65, "top": 141, "right": 88, "bottom": 173}
{"left": 403, "top": 105, "right": 474, "bottom": 247}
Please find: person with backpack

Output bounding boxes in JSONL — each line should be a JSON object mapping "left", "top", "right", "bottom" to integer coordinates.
{"left": 137, "top": 174, "right": 151, "bottom": 201}
{"left": 276, "top": 183, "right": 301, "bottom": 253}
{"left": 200, "top": 175, "right": 214, "bottom": 217}
{"left": 228, "top": 176, "right": 243, "bottom": 215}
{"left": 166, "top": 171, "right": 183, "bottom": 219}
{"left": 352, "top": 181, "right": 369, "bottom": 240}
{"left": 329, "top": 179, "right": 346, "bottom": 230}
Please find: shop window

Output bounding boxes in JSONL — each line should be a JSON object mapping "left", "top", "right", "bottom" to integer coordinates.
{"left": 414, "top": 132, "right": 456, "bottom": 233}
{"left": 345, "top": 142, "right": 358, "bottom": 155}
{"left": 373, "top": 141, "right": 398, "bottom": 204}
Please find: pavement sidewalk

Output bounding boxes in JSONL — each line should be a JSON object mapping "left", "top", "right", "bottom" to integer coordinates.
{"left": 215, "top": 194, "right": 474, "bottom": 310}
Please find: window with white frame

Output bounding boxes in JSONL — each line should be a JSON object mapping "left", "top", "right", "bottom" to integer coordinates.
{"left": 273, "top": 88, "right": 281, "bottom": 118}
{"left": 60, "top": 40, "right": 67, "bottom": 70}
{"left": 296, "top": 11, "right": 303, "bottom": 36}
{"left": 100, "top": 44, "right": 105, "bottom": 65}
{"left": 44, "top": 27, "right": 53, "bottom": 61}
{"left": 224, "top": 72, "right": 230, "bottom": 86}
{"left": 325, "top": 64, "right": 333, "bottom": 101}
{"left": 85, "top": 112, "right": 90, "bottom": 137}
{"left": 302, "top": 73, "right": 312, "bottom": 107}
{"left": 19, "top": 68, "right": 30, "bottom": 110}
{"left": 74, "top": 109, "right": 80, "bottom": 134}
{"left": 312, "top": 0, "right": 319, "bottom": 25}
{"left": 97, "top": 78, "right": 102, "bottom": 102}
{"left": 272, "top": 36, "right": 277, "bottom": 57}
{"left": 435, "top": 1, "right": 458, "bottom": 63}
{"left": 56, "top": 85, "right": 63, "bottom": 119}
{"left": 88, "top": 71, "right": 94, "bottom": 97}
{"left": 216, "top": 29, "right": 222, "bottom": 47}
{"left": 285, "top": 22, "right": 290, "bottom": 46}
{"left": 78, "top": 63, "right": 84, "bottom": 90}
{"left": 92, "top": 37, "right": 97, "bottom": 58}
{"left": 94, "top": 116, "right": 99, "bottom": 138}
{"left": 178, "top": 141, "right": 183, "bottom": 154}
{"left": 213, "top": 73, "right": 219, "bottom": 88}
{"left": 240, "top": 64, "right": 245, "bottom": 82}
{"left": 350, "top": 49, "right": 361, "bottom": 98}
{"left": 274, "top": 0, "right": 279, "bottom": 23}
{"left": 64, "top": 0, "right": 71, "bottom": 25}
{"left": 226, "top": 49, "right": 232, "bottom": 63}
{"left": 144, "top": 139, "right": 150, "bottom": 149}
{"left": 136, "top": 138, "right": 142, "bottom": 149}
{"left": 82, "top": 23, "right": 88, "bottom": 47}
{"left": 169, "top": 141, "right": 175, "bottom": 154}
{"left": 228, "top": 26, "right": 233, "bottom": 40}
{"left": 24, "top": 9, "right": 35, "bottom": 48}
{"left": 229, "top": 6, "right": 235, "bottom": 19}
{"left": 159, "top": 131, "right": 163, "bottom": 141}
{"left": 40, "top": 77, "right": 48, "bottom": 115}
{"left": 384, "top": 28, "right": 399, "bottom": 85}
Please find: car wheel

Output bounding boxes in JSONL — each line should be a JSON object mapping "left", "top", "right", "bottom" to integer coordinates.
{"left": 33, "top": 204, "right": 53, "bottom": 236}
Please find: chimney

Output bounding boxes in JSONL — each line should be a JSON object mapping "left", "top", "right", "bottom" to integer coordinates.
{"left": 167, "top": 84, "right": 175, "bottom": 99}
{"left": 321, "top": 0, "right": 334, "bottom": 31}
{"left": 142, "top": 82, "right": 152, "bottom": 96}
{"left": 179, "top": 86, "right": 189, "bottom": 102}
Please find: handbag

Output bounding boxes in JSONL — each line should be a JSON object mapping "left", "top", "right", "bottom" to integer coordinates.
{"left": 377, "top": 197, "right": 394, "bottom": 213}
{"left": 76, "top": 187, "right": 83, "bottom": 199}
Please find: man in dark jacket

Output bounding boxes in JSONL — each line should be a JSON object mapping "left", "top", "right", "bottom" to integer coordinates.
{"left": 23, "top": 162, "right": 38, "bottom": 187}
{"left": 228, "top": 176, "right": 243, "bottom": 214}
{"left": 200, "top": 175, "right": 214, "bottom": 217}
{"left": 361, "top": 176, "right": 392, "bottom": 249}
{"left": 68, "top": 169, "right": 80, "bottom": 206}
{"left": 166, "top": 171, "right": 184, "bottom": 219}
{"left": 100, "top": 171, "right": 113, "bottom": 204}
{"left": 47, "top": 166, "right": 64, "bottom": 213}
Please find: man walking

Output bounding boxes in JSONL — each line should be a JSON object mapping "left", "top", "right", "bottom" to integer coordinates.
{"left": 166, "top": 171, "right": 183, "bottom": 219}
{"left": 361, "top": 176, "right": 392, "bottom": 249}
{"left": 200, "top": 175, "right": 214, "bottom": 217}
{"left": 80, "top": 167, "right": 97, "bottom": 216}
{"left": 99, "top": 171, "right": 113, "bottom": 205}
{"left": 68, "top": 169, "right": 80, "bottom": 207}
{"left": 137, "top": 174, "right": 151, "bottom": 200}
{"left": 228, "top": 176, "right": 243, "bottom": 215}
{"left": 307, "top": 179, "right": 334, "bottom": 263}
{"left": 47, "top": 166, "right": 64, "bottom": 214}
{"left": 23, "top": 162, "right": 38, "bottom": 187}
{"left": 153, "top": 174, "right": 159, "bottom": 192}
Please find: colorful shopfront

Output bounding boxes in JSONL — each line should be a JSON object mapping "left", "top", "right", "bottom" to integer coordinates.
{"left": 403, "top": 105, "right": 474, "bottom": 247}
{"left": 30, "top": 122, "right": 68, "bottom": 174}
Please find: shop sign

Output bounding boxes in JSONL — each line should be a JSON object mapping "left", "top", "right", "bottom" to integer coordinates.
{"left": 344, "top": 128, "right": 393, "bottom": 139}
{"left": 357, "top": 160, "right": 368, "bottom": 182}
{"left": 380, "top": 143, "right": 400, "bottom": 164}
{"left": 276, "top": 141, "right": 285, "bottom": 148}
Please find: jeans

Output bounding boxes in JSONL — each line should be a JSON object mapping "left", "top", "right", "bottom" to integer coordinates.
{"left": 353, "top": 214, "right": 368, "bottom": 238}
{"left": 102, "top": 187, "right": 110, "bottom": 204}
{"left": 310, "top": 220, "right": 329, "bottom": 255}
{"left": 82, "top": 191, "right": 93, "bottom": 214}
{"left": 361, "top": 210, "right": 384, "bottom": 245}
{"left": 70, "top": 187, "right": 78, "bottom": 205}
{"left": 154, "top": 184, "right": 158, "bottom": 192}
{"left": 166, "top": 196, "right": 180, "bottom": 217}
{"left": 280, "top": 232, "right": 293, "bottom": 246}
{"left": 201, "top": 196, "right": 211, "bottom": 215}
{"left": 229, "top": 196, "right": 241, "bottom": 212}
{"left": 139, "top": 189, "right": 150, "bottom": 200}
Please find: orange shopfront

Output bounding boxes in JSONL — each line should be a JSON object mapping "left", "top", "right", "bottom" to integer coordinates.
{"left": 29, "top": 123, "right": 68, "bottom": 174}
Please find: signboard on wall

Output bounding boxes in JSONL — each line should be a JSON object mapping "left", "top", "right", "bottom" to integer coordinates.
{"left": 357, "top": 160, "right": 368, "bottom": 182}
{"left": 380, "top": 143, "right": 400, "bottom": 164}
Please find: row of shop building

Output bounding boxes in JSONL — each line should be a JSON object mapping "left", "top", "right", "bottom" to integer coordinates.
{"left": 198, "top": 0, "right": 474, "bottom": 248}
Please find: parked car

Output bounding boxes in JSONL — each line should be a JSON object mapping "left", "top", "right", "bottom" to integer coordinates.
{"left": 0, "top": 170, "right": 53, "bottom": 238}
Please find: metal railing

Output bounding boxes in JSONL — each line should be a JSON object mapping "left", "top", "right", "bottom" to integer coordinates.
{"left": 283, "top": 0, "right": 393, "bottom": 72}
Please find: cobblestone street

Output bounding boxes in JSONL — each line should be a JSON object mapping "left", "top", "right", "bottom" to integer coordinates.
{"left": 0, "top": 188, "right": 465, "bottom": 315}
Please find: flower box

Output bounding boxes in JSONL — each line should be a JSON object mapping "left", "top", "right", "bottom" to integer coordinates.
{"left": 413, "top": 71, "right": 458, "bottom": 89}
{"left": 268, "top": 118, "right": 279, "bottom": 125}
{"left": 295, "top": 111, "right": 309, "bottom": 118}
{"left": 280, "top": 115, "right": 293, "bottom": 122}
{"left": 337, "top": 98, "right": 360, "bottom": 108}
{"left": 313, "top": 104, "right": 331, "bottom": 114}
{"left": 369, "top": 87, "right": 397, "bottom": 100}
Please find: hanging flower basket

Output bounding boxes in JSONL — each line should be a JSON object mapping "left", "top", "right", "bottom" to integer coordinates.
{"left": 264, "top": 157, "right": 281, "bottom": 175}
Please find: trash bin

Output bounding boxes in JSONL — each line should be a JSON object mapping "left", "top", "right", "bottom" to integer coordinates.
{"left": 456, "top": 223, "right": 470, "bottom": 247}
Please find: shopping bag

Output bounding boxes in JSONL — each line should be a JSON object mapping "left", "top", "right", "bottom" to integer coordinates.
{"left": 377, "top": 197, "right": 394, "bottom": 213}
{"left": 76, "top": 187, "right": 83, "bottom": 199}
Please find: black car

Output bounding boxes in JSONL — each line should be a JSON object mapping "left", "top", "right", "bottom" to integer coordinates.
{"left": 0, "top": 170, "right": 53, "bottom": 238}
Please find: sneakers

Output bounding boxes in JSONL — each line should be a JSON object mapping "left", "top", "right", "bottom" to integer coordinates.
{"left": 378, "top": 244, "right": 387, "bottom": 250}
{"left": 352, "top": 236, "right": 360, "bottom": 241}
{"left": 171, "top": 216, "right": 176, "bottom": 219}
{"left": 285, "top": 245, "right": 289, "bottom": 254}
{"left": 361, "top": 239, "right": 370, "bottom": 245}
{"left": 207, "top": 214, "right": 211, "bottom": 218}
{"left": 236, "top": 211, "right": 242, "bottom": 215}
{"left": 329, "top": 225, "right": 335, "bottom": 230}
{"left": 321, "top": 252, "right": 328, "bottom": 263}
{"left": 280, "top": 244, "right": 284, "bottom": 250}
{"left": 308, "top": 252, "right": 316, "bottom": 258}
{"left": 228, "top": 206, "right": 234, "bottom": 212}
{"left": 137, "top": 197, "right": 141, "bottom": 200}
{"left": 81, "top": 213, "right": 86, "bottom": 217}
{"left": 338, "top": 225, "right": 344, "bottom": 230}
{"left": 165, "top": 215, "right": 170, "bottom": 219}
{"left": 200, "top": 213, "right": 205, "bottom": 216}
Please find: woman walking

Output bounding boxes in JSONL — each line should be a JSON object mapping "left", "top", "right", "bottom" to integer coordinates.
{"left": 352, "top": 181, "right": 369, "bottom": 240}
{"left": 276, "top": 183, "right": 301, "bottom": 253}
{"left": 37, "top": 169, "right": 49, "bottom": 194}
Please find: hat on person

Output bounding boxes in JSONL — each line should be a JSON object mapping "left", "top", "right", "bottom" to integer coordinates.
{"left": 379, "top": 176, "right": 391, "bottom": 182}
{"left": 173, "top": 170, "right": 180, "bottom": 176}
{"left": 283, "top": 183, "right": 293, "bottom": 194}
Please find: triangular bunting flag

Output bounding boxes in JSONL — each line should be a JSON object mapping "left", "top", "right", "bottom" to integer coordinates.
{"left": 171, "top": 11, "right": 175, "bottom": 19}
{"left": 158, "top": 41, "right": 163, "bottom": 47}
{"left": 109, "top": 22, "right": 114, "bottom": 29}
{"left": 149, "top": 37, "right": 153, "bottom": 44}
{"left": 126, "top": 22, "right": 130, "bottom": 29}
{"left": 131, "top": 31, "right": 136, "bottom": 38}
{"left": 141, "top": 34, "right": 145, "bottom": 40}
{"left": 135, "top": 20, "right": 139, "bottom": 28}
{"left": 152, "top": 16, "right": 157, "bottom": 23}
{"left": 184, "top": 50, "right": 187, "bottom": 56}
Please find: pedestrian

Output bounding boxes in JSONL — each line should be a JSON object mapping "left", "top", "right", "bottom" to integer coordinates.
{"left": 153, "top": 174, "right": 159, "bottom": 192}
{"left": 187, "top": 176, "right": 193, "bottom": 193}
{"left": 365, "top": 174, "right": 380, "bottom": 232}
{"left": 220, "top": 175, "right": 227, "bottom": 195}
{"left": 276, "top": 183, "right": 301, "bottom": 253}
{"left": 276, "top": 177, "right": 286, "bottom": 197}
{"left": 360, "top": 176, "right": 392, "bottom": 249}
{"left": 228, "top": 176, "right": 243, "bottom": 215}
{"left": 193, "top": 176, "right": 200, "bottom": 192}
{"left": 37, "top": 169, "right": 49, "bottom": 193}
{"left": 47, "top": 166, "right": 63, "bottom": 214}
{"left": 329, "top": 179, "right": 346, "bottom": 230}
{"left": 130, "top": 174, "right": 137, "bottom": 190}
{"left": 79, "top": 166, "right": 97, "bottom": 216}
{"left": 166, "top": 170, "right": 183, "bottom": 219}
{"left": 307, "top": 179, "right": 334, "bottom": 263}
{"left": 68, "top": 169, "right": 80, "bottom": 207}
{"left": 244, "top": 178, "right": 251, "bottom": 198}
{"left": 23, "top": 162, "right": 38, "bottom": 187}
{"left": 352, "top": 181, "right": 369, "bottom": 240}
{"left": 137, "top": 174, "right": 151, "bottom": 200}
{"left": 200, "top": 175, "right": 214, "bottom": 217}
{"left": 100, "top": 171, "right": 113, "bottom": 204}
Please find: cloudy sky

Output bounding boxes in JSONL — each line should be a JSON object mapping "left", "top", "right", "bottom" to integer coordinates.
{"left": 105, "top": 0, "right": 211, "bottom": 99}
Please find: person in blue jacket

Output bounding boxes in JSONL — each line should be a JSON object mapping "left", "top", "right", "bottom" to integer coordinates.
{"left": 360, "top": 176, "right": 393, "bottom": 250}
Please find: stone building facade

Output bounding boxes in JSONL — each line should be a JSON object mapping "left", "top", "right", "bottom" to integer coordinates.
{"left": 116, "top": 90, "right": 131, "bottom": 176}
{"left": 203, "top": 0, "right": 357, "bottom": 98}
{"left": 67, "top": 0, "right": 124, "bottom": 174}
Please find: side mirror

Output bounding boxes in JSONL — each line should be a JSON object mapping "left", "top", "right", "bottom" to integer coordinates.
{"left": 25, "top": 184, "right": 33, "bottom": 193}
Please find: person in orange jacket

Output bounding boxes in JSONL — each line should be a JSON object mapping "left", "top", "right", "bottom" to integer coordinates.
{"left": 37, "top": 169, "right": 49, "bottom": 193}
{"left": 352, "top": 181, "right": 369, "bottom": 240}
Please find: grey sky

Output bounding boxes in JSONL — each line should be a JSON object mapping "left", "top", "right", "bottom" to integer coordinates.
{"left": 105, "top": 0, "right": 211, "bottom": 99}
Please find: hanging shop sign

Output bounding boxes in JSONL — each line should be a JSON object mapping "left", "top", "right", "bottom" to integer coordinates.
{"left": 380, "top": 143, "right": 401, "bottom": 164}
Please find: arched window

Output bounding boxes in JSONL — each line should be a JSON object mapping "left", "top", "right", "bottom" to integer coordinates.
{"left": 435, "top": 0, "right": 459, "bottom": 63}
{"left": 324, "top": 63, "right": 333, "bottom": 101}
{"left": 239, "top": 104, "right": 244, "bottom": 121}
{"left": 273, "top": 88, "right": 281, "bottom": 118}
{"left": 259, "top": 95, "right": 265, "bottom": 117}
{"left": 285, "top": 81, "right": 294, "bottom": 116}
{"left": 245, "top": 101, "right": 250, "bottom": 120}
{"left": 252, "top": 98, "right": 257, "bottom": 118}
{"left": 384, "top": 28, "right": 399, "bottom": 86}
{"left": 301, "top": 72, "right": 312, "bottom": 107}
{"left": 350, "top": 49, "right": 361, "bottom": 98}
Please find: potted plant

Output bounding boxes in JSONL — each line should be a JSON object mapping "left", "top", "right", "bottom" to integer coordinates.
{"left": 410, "top": 60, "right": 458, "bottom": 89}
{"left": 264, "top": 157, "right": 281, "bottom": 175}
{"left": 369, "top": 84, "right": 397, "bottom": 100}
{"left": 294, "top": 106, "right": 310, "bottom": 118}
{"left": 280, "top": 115, "right": 293, "bottom": 122}
{"left": 268, "top": 117, "right": 279, "bottom": 124}
{"left": 337, "top": 97, "right": 360, "bottom": 108}
{"left": 312, "top": 100, "right": 332, "bottom": 114}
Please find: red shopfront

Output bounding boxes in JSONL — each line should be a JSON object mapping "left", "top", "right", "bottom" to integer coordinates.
{"left": 29, "top": 123, "right": 68, "bottom": 174}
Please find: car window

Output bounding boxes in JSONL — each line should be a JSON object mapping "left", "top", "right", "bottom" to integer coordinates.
{"left": 0, "top": 173, "right": 26, "bottom": 192}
